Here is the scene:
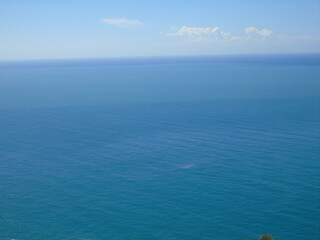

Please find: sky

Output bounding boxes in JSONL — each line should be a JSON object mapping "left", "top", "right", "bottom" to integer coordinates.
{"left": 0, "top": 0, "right": 320, "bottom": 60}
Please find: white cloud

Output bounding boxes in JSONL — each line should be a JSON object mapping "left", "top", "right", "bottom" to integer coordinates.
{"left": 168, "top": 25, "right": 320, "bottom": 47}
{"left": 101, "top": 18, "right": 141, "bottom": 27}
{"left": 168, "top": 25, "right": 275, "bottom": 42}
{"left": 168, "top": 26, "right": 219, "bottom": 36}
{"left": 168, "top": 26, "right": 245, "bottom": 42}
{"left": 245, "top": 26, "right": 273, "bottom": 37}
{"left": 244, "top": 26, "right": 257, "bottom": 34}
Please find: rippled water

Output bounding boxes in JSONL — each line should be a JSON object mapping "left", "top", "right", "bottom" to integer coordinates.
{"left": 0, "top": 55, "right": 319, "bottom": 239}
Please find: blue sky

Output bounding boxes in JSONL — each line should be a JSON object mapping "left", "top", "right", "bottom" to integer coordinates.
{"left": 1, "top": 0, "right": 320, "bottom": 60}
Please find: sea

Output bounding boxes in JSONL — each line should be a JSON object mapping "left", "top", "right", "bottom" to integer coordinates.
{"left": 0, "top": 54, "right": 319, "bottom": 240}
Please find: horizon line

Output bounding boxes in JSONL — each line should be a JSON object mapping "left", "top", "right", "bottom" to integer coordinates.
{"left": 0, "top": 52, "right": 319, "bottom": 70}
{"left": 1, "top": 52, "right": 320, "bottom": 63}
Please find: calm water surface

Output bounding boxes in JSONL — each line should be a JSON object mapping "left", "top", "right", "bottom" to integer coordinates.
{"left": 0, "top": 55, "right": 319, "bottom": 239}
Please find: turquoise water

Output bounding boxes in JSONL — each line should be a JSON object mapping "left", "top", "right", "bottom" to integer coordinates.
{"left": 0, "top": 55, "right": 320, "bottom": 239}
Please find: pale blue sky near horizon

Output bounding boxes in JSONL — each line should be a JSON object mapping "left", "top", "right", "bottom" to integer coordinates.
{"left": 0, "top": 0, "right": 320, "bottom": 60}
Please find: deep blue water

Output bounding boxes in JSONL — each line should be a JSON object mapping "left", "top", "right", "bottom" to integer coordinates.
{"left": 0, "top": 55, "right": 320, "bottom": 240}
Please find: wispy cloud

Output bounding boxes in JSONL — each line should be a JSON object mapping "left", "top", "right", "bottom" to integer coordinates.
{"left": 168, "top": 26, "right": 219, "bottom": 36}
{"left": 101, "top": 18, "right": 141, "bottom": 27}
{"left": 245, "top": 26, "right": 273, "bottom": 37}
{"left": 168, "top": 26, "right": 247, "bottom": 42}
{"left": 168, "top": 26, "right": 303, "bottom": 42}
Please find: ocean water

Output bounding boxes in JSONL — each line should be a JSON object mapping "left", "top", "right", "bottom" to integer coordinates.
{"left": 0, "top": 55, "right": 319, "bottom": 240}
